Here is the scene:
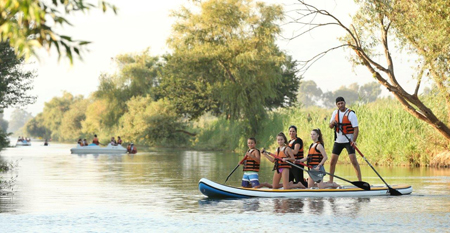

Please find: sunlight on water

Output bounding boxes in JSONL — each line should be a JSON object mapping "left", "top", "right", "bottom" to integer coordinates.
{"left": 0, "top": 143, "right": 449, "bottom": 232}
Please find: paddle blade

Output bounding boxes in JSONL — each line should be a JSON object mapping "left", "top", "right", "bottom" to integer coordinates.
{"left": 389, "top": 187, "right": 403, "bottom": 196}
{"left": 308, "top": 170, "right": 325, "bottom": 183}
{"left": 351, "top": 181, "right": 371, "bottom": 191}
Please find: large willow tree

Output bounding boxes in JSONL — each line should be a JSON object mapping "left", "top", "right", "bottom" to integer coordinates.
{"left": 162, "top": 0, "right": 300, "bottom": 133}
{"left": 293, "top": 0, "right": 450, "bottom": 142}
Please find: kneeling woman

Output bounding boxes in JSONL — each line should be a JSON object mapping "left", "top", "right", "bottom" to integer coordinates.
{"left": 263, "top": 132, "right": 305, "bottom": 190}
{"left": 299, "top": 129, "right": 339, "bottom": 189}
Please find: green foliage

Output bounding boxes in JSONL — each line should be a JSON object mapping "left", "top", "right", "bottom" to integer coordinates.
{"left": 94, "top": 50, "right": 161, "bottom": 128}
{"left": 0, "top": 112, "right": 8, "bottom": 132}
{"left": 24, "top": 92, "right": 84, "bottom": 140}
{"left": 0, "top": 42, "right": 36, "bottom": 109}
{"left": 194, "top": 96, "right": 448, "bottom": 166}
{"left": 59, "top": 99, "right": 89, "bottom": 141}
{"left": 0, "top": 0, "right": 117, "bottom": 63}
{"left": 25, "top": 113, "right": 51, "bottom": 139}
{"left": 119, "top": 97, "right": 188, "bottom": 146}
{"left": 161, "top": 0, "right": 300, "bottom": 133}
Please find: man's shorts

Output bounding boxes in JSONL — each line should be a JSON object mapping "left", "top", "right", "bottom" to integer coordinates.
{"left": 332, "top": 142, "right": 355, "bottom": 155}
{"left": 242, "top": 171, "right": 260, "bottom": 188}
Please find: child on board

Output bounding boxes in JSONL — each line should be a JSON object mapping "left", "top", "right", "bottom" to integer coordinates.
{"left": 262, "top": 132, "right": 306, "bottom": 190}
{"left": 298, "top": 129, "right": 340, "bottom": 189}
{"left": 241, "top": 138, "right": 270, "bottom": 188}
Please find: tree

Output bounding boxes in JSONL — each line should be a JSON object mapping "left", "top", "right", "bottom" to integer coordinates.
{"left": 321, "top": 82, "right": 381, "bottom": 108}
{"left": 0, "top": 42, "right": 36, "bottom": 109}
{"left": 25, "top": 113, "right": 50, "bottom": 138}
{"left": 161, "top": 0, "right": 300, "bottom": 133}
{"left": 94, "top": 50, "right": 161, "bottom": 128}
{"left": 0, "top": 112, "right": 8, "bottom": 132}
{"left": 0, "top": 0, "right": 116, "bottom": 63}
{"left": 119, "top": 96, "right": 188, "bottom": 146}
{"left": 297, "top": 80, "right": 323, "bottom": 107}
{"left": 8, "top": 108, "right": 33, "bottom": 133}
{"left": 292, "top": 0, "right": 450, "bottom": 141}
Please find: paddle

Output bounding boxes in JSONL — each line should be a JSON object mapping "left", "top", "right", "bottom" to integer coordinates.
{"left": 262, "top": 149, "right": 371, "bottom": 190}
{"left": 224, "top": 155, "right": 247, "bottom": 184}
{"left": 338, "top": 125, "right": 402, "bottom": 195}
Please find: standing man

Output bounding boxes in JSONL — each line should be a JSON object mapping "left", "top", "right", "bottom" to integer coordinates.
{"left": 328, "top": 97, "right": 362, "bottom": 182}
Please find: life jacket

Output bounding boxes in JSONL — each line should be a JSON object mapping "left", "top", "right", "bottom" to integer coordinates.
{"left": 307, "top": 143, "right": 323, "bottom": 166}
{"left": 243, "top": 149, "right": 260, "bottom": 172}
{"left": 127, "top": 145, "right": 137, "bottom": 154}
{"left": 335, "top": 109, "right": 355, "bottom": 135}
{"left": 273, "top": 146, "right": 291, "bottom": 172}
{"left": 93, "top": 138, "right": 99, "bottom": 145}
{"left": 288, "top": 137, "right": 304, "bottom": 160}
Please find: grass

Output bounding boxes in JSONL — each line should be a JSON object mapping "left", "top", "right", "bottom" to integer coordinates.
{"left": 191, "top": 98, "right": 449, "bottom": 166}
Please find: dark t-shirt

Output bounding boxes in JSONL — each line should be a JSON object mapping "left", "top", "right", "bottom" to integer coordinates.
{"left": 288, "top": 137, "right": 303, "bottom": 159}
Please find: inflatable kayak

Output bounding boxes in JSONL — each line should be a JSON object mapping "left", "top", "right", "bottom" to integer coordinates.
{"left": 70, "top": 143, "right": 127, "bottom": 154}
{"left": 198, "top": 178, "right": 412, "bottom": 198}
{"left": 16, "top": 141, "right": 31, "bottom": 146}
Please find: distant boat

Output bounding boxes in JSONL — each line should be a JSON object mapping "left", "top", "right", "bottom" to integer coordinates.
{"left": 16, "top": 141, "right": 31, "bottom": 146}
{"left": 70, "top": 143, "right": 127, "bottom": 154}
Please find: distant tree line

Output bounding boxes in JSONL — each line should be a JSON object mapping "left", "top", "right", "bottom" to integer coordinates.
{"left": 297, "top": 80, "right": 382, "bottom": 108}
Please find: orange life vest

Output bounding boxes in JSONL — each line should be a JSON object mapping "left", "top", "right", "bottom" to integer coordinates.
{"left": 288, "top": 137, "right": 304, "bottom": 160}
{"left": 127, "top": 145, "right": 137, "bottom": 154}
{"left": 275, "top": 147, "right": 291, "bottom": 169}
{"left": 243, "top": 149, "right": 260, "bottom": 172}
{"left": 335, "top": 109, "right": 355, "bottom": 135}
{"left": 307, "top": 143, "right": 323, "bottom": 166}
{"left": 93, "top": 138, "right": 99, "bottom": 145}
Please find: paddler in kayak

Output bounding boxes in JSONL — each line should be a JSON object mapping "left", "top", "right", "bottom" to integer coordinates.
{"left": 262, "top": 132, "right": 306, "bottom": 190}
{"left": 92, "top": 134, "right": 100, "bottom": 145}
{"left": 298, "top": 129, "right": 340, "bottom": 189}
{"left": 127, "top": 143, "right": 137, "bottom": 154}
{"left": 241, "top": 138, "right": 270, "bottom": 188}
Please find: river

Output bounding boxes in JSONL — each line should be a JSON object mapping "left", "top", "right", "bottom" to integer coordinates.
{"left": 0, "top": 143, "right": 449, "bottom": 232}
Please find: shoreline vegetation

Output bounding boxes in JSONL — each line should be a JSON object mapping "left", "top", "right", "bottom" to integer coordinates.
{"left": 19, "top": 95, "right": 449, "bottom": 168}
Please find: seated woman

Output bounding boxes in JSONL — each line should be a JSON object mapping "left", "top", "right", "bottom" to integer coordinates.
{"left": 83, "top": 139, "right": 89, "bottom": 146}
{"left": 77, "top": 138, "right": 83, "bottom": 146}
{"left": 92, "top": 135, "right": 99, "bottom": 145}
{"left": 110, "top": 137, "right": 117, "bottom": 146}
{"left": 127, "top": 143, "right": 137, "bottom": 154}
{"left": 262, "top": 132, "right": 306, "bottom": 190}
{"left": 117, "top": 136, "right": 123, "bottom": 145}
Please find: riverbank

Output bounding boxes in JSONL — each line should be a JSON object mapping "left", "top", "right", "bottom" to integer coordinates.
{"left": 192, "top": 98, "right": 449, "bottom": 167}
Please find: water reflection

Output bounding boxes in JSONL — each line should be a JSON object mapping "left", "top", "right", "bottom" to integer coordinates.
{"left": 0, "top": 144, "right": 450, "bottom": 232}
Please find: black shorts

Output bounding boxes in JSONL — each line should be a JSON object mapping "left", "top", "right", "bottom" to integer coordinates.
{"left": 332, "top": 142, "right": 355, "bottom": 155}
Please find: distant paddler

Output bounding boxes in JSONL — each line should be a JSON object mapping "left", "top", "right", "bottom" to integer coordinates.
{"left": 92, "top": 134, "right": 100, "bottom": 145}
{"left": 127, "top": 143, "right": 137, "bottom": 154}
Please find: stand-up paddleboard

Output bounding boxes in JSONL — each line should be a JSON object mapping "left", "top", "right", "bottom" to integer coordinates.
{"left": 199, "top": 178, "right": 412, "bottom": 198}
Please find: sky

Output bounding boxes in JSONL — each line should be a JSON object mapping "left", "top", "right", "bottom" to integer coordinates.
{"left": 4, "top": 0, "right": 423, "bottom": 120}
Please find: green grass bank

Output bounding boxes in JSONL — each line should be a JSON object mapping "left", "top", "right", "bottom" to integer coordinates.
{"left": 191, "top": 98, "right": 449, "bottom": 167}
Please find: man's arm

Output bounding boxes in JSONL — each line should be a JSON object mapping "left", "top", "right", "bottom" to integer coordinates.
{"left": 352, "top": 127, "right": 359, "bottom": 143}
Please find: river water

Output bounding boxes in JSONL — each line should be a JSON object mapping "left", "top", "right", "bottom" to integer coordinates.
{"left": 0, "top": 143, "right": 449, "bottom": 232}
